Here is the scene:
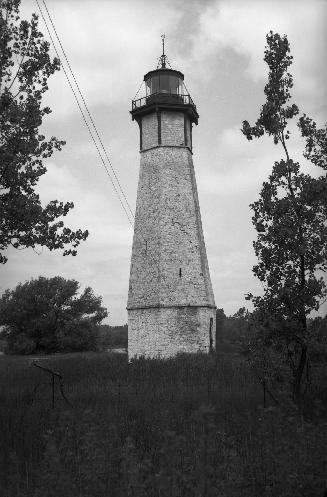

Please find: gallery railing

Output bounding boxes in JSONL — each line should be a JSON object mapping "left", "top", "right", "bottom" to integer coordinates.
{"left": 132, "top": 93, "right": 196, "bottom": 110}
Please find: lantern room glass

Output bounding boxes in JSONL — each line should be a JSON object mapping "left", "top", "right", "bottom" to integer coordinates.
{"left": 146, "top": 74, "right": 183, "bottom": 96}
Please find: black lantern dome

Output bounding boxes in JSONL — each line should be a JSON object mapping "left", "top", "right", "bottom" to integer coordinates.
{"left": 131, "top": 37, "right": 199, "bottom": 125}
{"left": 144, "top": 68, "right": 184, "bottom": 100}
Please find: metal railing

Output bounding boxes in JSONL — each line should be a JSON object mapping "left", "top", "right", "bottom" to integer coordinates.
{"left": 132, "top": 93, "right": 196, "bottom": 110}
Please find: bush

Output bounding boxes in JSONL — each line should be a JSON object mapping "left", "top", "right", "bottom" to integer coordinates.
{"left": 0, "top": 276, "right": 107, "bottom": 354}
{"left": 7, "top": 332, "right": 35, "bottom": 355}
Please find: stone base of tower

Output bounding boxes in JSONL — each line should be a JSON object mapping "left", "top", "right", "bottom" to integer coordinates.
{"left": 128, "top": 306, "right": 216, "bottom": 359}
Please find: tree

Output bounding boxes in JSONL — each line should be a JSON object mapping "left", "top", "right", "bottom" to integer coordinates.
{"left": 0, "top": 0, "right": 88, "bottom": 264}
{"left": 0, "top": 276, "right": 108, "bottom": 354}
{"left": 215, "top": 308, "right": 226, "bottom": 345}
{"left": 242, "top": 32, "right": 327, "bottom": 404}
{"left": 222, "top": 308, "right": 250, "bottom": 343}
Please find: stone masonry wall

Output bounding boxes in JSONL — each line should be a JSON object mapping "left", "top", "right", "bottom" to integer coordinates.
{"left": 127, "top": 145, "right": 215, "bottom": 308}
{"left": 161, "top": 111, "right": 184, "bottom": 146}
{"left": 140, "top": 111, "right": 192, "bottom": 150}
{"left": 128, "top": 109, "right": 215, "bottom": 359}
{"left": 128, "top": 306, "right": 216, "bottom": 359}
{"left": 141, "top": 112, "right": 158, "bottom": 149}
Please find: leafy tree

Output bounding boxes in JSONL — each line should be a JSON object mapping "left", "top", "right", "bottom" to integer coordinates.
{"left": 223, "top": 308, "right": 250, "bottom": 343}
{"left": 215, "top": 308, "right": 226, "bottom": 345}
{"left": 0, "top": 0, "right": 88, "bottom": 264}
{"left": 242, "top": 32, "right": 327, "bottom": 403}
{"left": 0, "top": 276, "right": 108, "bottom": 354}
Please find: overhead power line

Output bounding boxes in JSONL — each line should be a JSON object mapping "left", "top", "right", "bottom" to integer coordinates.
{"left": 35, "top": 0, "right": 135, "bottom": 227}
{"left": 41, "top": 0, "right": 134, "bottom": 221}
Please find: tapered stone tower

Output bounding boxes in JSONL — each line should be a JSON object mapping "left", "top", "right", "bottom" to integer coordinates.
{"left": 127, "top": 43, "right": 216, "bottom": 358}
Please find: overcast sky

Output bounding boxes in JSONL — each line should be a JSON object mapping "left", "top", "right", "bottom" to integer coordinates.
{"left": 2, "top": 0, "right": 327, "bottom": 324}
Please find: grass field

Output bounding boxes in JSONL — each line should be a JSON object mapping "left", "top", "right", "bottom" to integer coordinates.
{"left": 0, "top": 347, "right": 326, "bottom": 497}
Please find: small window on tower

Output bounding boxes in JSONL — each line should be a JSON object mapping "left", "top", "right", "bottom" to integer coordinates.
{"left": 179, "top": 268, "right": 182, "bottom": 278}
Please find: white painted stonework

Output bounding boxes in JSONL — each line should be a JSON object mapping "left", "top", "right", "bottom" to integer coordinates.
{"left": 127, "top": 106, "right": 216, "bottom": 358}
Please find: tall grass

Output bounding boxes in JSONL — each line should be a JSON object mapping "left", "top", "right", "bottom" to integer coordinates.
{"left": 0, "top": 350, "right": 326, "bottom": 496}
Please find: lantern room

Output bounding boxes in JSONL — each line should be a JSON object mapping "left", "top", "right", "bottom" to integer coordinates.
{"left": 144, "top": 68, "right": 184, "bottom": 97}
{"left": 131, "top": 65, "right": 199, "bottom": 125}
{"left": 131, "top": 37, "right": 199, "bottom": 125}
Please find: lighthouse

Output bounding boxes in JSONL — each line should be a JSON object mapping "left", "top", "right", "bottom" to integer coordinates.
{"left": 127, "top": 40, "right": 216, "bottom": 358}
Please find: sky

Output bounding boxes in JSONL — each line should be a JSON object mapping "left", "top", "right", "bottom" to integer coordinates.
{"left": 1, "top": 0, "right": 327, "bottom": 324}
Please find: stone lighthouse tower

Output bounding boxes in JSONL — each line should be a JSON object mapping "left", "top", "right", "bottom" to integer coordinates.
{"left": 127, "top": 42, "right": 216, "bottom": 358}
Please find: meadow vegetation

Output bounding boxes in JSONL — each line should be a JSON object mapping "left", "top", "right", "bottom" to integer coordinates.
{"left": 0, "top": 348, "right": 326, "bottom": 497}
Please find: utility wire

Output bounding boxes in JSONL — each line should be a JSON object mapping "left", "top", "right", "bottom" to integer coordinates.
{"left": 36, "top": 2, "right": 149, "bottom": 249}
{"left": 35, "top": 0, "right": 134, "bottom": 226}
{"left": 42, "top": 0, "right": 134, "bottom": 220}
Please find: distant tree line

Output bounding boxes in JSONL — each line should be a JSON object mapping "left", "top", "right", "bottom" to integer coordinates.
{"left": 0, "top": 275, "right": 324, "bottom": 360}
{"left": 216, "top": 307, "right": 249, "bottom": 345}
{"left": 216, "top": 307, "right": 327, "bottom": 347}
{"left": 98, "top": 324, "right": 128, "bottom": 350}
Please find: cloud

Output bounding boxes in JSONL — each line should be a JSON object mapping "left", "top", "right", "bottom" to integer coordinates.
{"left": 197, "top": 125, "right": 278, "bottom": 196}
{"left": 197, "top": 115, "right": 324, "bottom": 198}
{"left": 21, "top": 0, "right": 183, "bottom": 116}
{"left": 36, "top": 160, "right": 133, "bottom": 244}
{"left": 193, "top": 0, "right": 327, "bottom": 109}
{"left": 0, "top": 158, "right": 134, "bottom": 323}
{"left": 195, "top": 117, "right": 326, "bottom": 316}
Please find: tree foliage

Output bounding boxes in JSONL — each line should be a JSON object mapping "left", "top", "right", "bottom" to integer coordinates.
{"left": 0, "top": 0, "right": 88, "bottom": 264}
{"left": 242, "top": 32, "right": 327, "bottom": 403}
{"left": 215, "top": 308, "right": 226, "bottom": 345}
{"left": 0, "top": 276, "right": 108, "bottom": 354}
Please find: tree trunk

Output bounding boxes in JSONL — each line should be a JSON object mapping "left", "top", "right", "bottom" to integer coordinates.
{"left": 294, "top": 254, "right": 307, "bottom": 405}
{"left": 293, "top": 344, "right": 307, "bottom": 405}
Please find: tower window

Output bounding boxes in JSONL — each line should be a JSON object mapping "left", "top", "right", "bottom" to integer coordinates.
{"left": 179, "top": 268, "right": 182, "bottom": 278}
